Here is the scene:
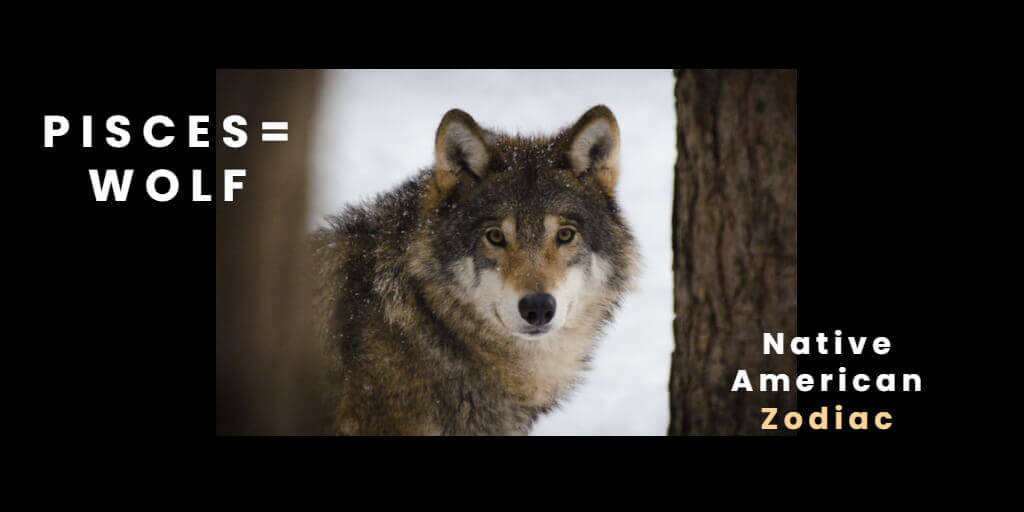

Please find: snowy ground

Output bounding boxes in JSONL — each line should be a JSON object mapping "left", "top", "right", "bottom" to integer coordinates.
{"left": 309, "top": 70, "right": 676, "bottom": 435}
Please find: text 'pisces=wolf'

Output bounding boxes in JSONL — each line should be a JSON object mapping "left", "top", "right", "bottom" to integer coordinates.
{"left": 312, "top": 105, "right": 639, "bottom": 435}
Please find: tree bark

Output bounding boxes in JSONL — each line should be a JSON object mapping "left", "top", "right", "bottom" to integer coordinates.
{"left": 669, "top": 70, "right": 798, "bottom": 435}
{"left": 215, "top": 70, "right": 324, "bottom": 435}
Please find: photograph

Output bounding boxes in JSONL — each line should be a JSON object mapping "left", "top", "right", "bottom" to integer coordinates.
{"left": 215, "top": 69, "right": 797, "bottom": 435}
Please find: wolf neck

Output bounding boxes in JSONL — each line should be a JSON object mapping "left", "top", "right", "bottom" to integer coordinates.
{"left": 431, "top": 282, "right": 597, "bottom": 408}
{"left": 400, "top": 270, "right": 594, "bottom": 414}
{"left": 513, "top": 325, "right": 597, "bottom": 407}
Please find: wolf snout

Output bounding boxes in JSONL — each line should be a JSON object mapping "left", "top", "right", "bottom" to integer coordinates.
{"left": 518, "top": 293, "right": 556, "bottom": 326}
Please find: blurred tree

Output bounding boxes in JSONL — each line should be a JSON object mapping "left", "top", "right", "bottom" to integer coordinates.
{"left": 669, "top": 70, "right": 797, "bottom": 435}
{"left": 216, "top": 70, "right": 324, "bottom": 435}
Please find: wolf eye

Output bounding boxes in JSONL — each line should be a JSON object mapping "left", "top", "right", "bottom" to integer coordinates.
{"left": 485, "top": 228, "right": 506, "bottom": 247}
{"left": 556, "top": 227, "right": 576, "bottom": 245}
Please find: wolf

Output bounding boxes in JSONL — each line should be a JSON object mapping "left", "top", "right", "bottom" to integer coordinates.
{"left": 311, "top": 105, "right": 638, "bottom": 435}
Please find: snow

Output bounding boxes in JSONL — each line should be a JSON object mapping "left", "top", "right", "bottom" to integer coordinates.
{"left": 309, "top": 70, "right": 676, "bottom": 435}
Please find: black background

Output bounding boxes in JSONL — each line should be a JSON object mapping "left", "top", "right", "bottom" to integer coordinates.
{"left": 16, "top": 61, "right": 952, "bottom": 471}
{"left": 20, "top": 68, "right": 213, "bottom": 438}
{"left": 797, "top": 67, "right": 944, "bottom": 436}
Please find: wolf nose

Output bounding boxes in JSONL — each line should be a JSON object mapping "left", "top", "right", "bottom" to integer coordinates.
{"left": 518, "top": 293, "right": 556, "bottom": 326}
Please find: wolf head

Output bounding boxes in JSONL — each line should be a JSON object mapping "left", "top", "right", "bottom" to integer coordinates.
{"left": 409, "top": 106, "right": 637, "bottom": 346}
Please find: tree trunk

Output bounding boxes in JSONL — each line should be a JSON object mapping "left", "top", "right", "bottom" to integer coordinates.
{"left": 215, "top": 70, "right": 324, "bottom": 435}
{"left": 669, "top": 70, "right": 798, "bottom": 435}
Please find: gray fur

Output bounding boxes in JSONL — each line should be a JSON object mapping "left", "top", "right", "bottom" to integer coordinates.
{"left": 312, "top": 106, "right": 638, "bottom": 435}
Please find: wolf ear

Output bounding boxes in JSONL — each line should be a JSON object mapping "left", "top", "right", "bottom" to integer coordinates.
{"left": 564, "top": 105, "right": 620, "bottom": 196}
{"left": 427, "top": 109, "right": 494, "bottom": 208}
{"left": 434, "top": 109, "right": 493, "bottom": 179}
